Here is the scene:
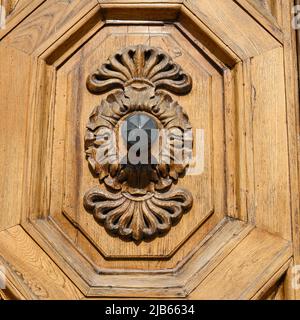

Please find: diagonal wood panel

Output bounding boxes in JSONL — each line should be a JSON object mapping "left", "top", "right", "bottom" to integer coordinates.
{"left": 0, "top": 225, "right": 83, "bottom": 300}
{"left": 0, "top": 0, "right": 297, "bottom": 300}
{"left": 189, "top": 229, "right": 292, "bottom": 300}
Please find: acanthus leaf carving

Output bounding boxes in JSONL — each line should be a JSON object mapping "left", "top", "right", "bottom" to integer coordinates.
{"left": 84, "top": 44, "right": 194, "bottom": 242}
{"left": 84, "top": 187, "right": 193, "bottom": 241}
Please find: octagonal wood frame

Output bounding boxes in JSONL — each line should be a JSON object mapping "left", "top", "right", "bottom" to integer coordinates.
{"left": 56, "top": 24, "right": 225, "bottom": 259}
{"left": 4, "top": 1, "right": 292, "bottom": 298}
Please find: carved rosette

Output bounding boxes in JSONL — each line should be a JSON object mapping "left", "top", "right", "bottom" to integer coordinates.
{"left": 84, "top": 45, "right": 193, "bottom": 241}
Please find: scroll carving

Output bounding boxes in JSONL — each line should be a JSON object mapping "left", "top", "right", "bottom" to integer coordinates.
{"left": 84, "top": 45, "right": 194, "bottom": 241}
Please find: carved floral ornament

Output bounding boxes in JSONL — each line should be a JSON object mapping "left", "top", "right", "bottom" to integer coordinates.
{"left": 84, "top": 45, "right": 194, "bottom": 242}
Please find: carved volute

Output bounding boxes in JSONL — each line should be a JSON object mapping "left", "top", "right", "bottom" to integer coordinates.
{"left": 84, "top": 45, "right": 194, "bottom": 241}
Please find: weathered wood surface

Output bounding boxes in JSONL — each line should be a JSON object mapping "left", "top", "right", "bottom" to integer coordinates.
{"left": 0, "top": 0, "right": 298, "bottom": 300}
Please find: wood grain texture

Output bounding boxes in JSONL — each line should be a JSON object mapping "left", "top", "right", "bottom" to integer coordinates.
{"left": 0, "top": 0, "right": 45, "bottom": 41}
{"left": 50, "top": 24, "right": 222, "bottom": 258}
{"left": 22, "top": 218, "right": 254, "bottom": 298}
{"left": 189, "top": 229, "right": 292, "bottom": 300}
{"left": 184, "top": 0, "right": 280, "bottom": 60}
{"left": 1, "top": 0, "right": 44, "bottom": 25}
{"left": 251, "top": 259, "right": 290, "bottom": 299}
{"left": 288, "top": 0, "right": 300, "bottom": 300}
{"left": 250, "top": 47, "right": 291, "bottom": 239}
{"left": 234, "top": 0, "right": 283, "bottom": 43}
{"left": 1, "top": 0, "right": 18, "bottom": 15}
{"left": 2, "top": 0, "right": 98, "bottom": 55}
{"left": 0, "top": 0, "right": 298, "bottom": 300}
{"left": 0, "top": 225, "right": 83, "bottom": 300}
{"left": 177, "top": 5, "right": 239, "bottom": 68}
{"left": 251, "top": 0, "right": 283, "bottom": 25}
{"left": 257, "top": 277, "right": 286, "bottom": 300}
{"left": 0, "top": 45, "right": 32, "bottom": 231}
{"left": 0, "top": 0, "right": 24, "bottom": 18}
{"left": 236, "top": 0, "right": 283, "bottom": 26}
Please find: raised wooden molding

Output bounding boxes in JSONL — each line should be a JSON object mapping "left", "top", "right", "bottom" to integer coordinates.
{"left": 0, "top": 220, "right": 290, "bottom": 299}
{"left": 234, "top": 0, "right": 283, "bottom": 43}
{"left": 0, "top": 0, "right": 296, "bottom": 300}
{"left": 0, "top": 0, "right": 45, "bottom": 40}
{"left": 0, "top": 226, "right": 83, "bottom": 300}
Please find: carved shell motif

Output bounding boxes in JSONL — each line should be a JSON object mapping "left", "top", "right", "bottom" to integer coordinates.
{"left": 84, "top": 45, "right": 193, "bottom": 241}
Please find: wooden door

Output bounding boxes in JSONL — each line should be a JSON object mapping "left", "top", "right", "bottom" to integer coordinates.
{"left": 0, "top": 0, "right": 299, "bottom": 300}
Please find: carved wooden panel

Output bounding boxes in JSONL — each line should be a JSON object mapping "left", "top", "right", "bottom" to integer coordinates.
{"left": 54, "top": 24, "right": 222, "bottom": 259}
{"left": 84, "top": 45, "right": 193, "bottom": 241}
{"left": 0, "top": 0, "right": 298, "bottom": 300}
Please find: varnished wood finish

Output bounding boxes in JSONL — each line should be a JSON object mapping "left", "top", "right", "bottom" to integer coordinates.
{"left": 0, "top": 226, "right": 83, "bottom": 300}
{"left": 84, "top": 44, "right": 193, "bottom": 241}
{"left": 0, "top": 0, "right": 299, "bottom": 300}
{"left": 53, "top": 23, "right": 221, "bottom": 259}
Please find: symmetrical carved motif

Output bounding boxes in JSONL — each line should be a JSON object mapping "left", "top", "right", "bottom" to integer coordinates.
{"left": 84, "top": 45, "right": 193, "bottom": 241}
{"left": 84, "top": 187, "right": 193, "bottom": 242}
